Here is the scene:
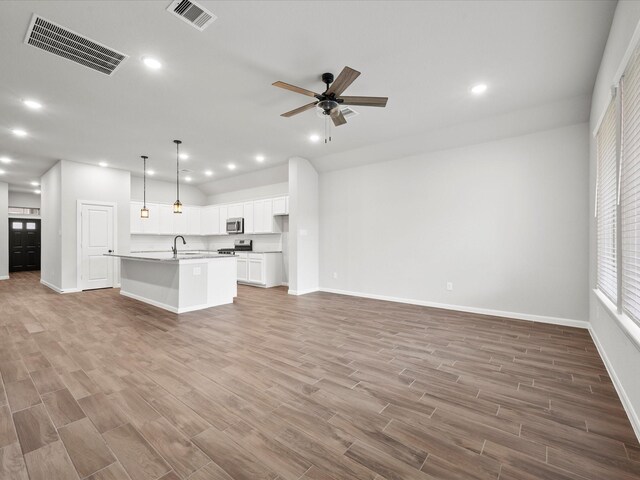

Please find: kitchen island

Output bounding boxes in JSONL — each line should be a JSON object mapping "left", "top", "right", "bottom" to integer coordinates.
{"left": 106, "top": 252, "right": 237, "bottom": 313}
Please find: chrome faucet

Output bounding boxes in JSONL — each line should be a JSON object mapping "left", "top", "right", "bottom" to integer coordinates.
{"left": 172, "top": 235, "right": 186, "bottom": 257}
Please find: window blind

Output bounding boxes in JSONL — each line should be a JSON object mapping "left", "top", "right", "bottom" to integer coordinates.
{"left": 596, "top": 98, "right": 618, "bottom": 304}
{"left": 622, "top": 48, "right": 640, "bottom": 324}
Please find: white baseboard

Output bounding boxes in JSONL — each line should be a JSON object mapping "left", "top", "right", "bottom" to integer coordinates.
{"left": 0, "top": 275, "right": 9, "bottom": 281}
{"left": 40, "top": 279, "right": 81, "bottom": 294}
{"left": 319, "top": 287, "right": 589, "bottom": 329}
{"left": 589, "top": 327, "right": 640, "bottom": 442}
{"left": 120, "top": 290, "right": 232, "bottom": 314}
{"left": 288, "top": 287, "right": 320, "bottom": 296}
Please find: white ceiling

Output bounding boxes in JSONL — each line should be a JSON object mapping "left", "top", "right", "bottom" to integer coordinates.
{"left": 0, "top": 0, "right": 615, "bottom": 193}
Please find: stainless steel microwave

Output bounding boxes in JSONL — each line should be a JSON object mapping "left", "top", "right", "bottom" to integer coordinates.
{"left": 226, "top": 217, "right": 244, "bottom": 234}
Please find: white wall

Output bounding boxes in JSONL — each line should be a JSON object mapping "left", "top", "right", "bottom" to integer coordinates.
{"left": 199, "top": 164, "right": 288, "bottom": 197}
{"left": 320, "top": 123, "right": 589, "bottom": 323}
{"left": 206, "top": 182, "right": 288, "bottom": 205}
{"left": 8, "top": 191, "right": 41, "bottom": 209}
{"left": 131, "top": 176, "right": 206, "bottom": 206}
{"left": 589, "top": 1, "right": 640, "bottom": 438}
{"left": 289, "top": 157, "right": 319, "bottom": 294}
{"left": 60, "top": 161, "right": 131, "bottom": 290}
{"left": 0, "top": 183, "right": 8, "bottom": 280}
{"left": 40, "top": 163, "right": 62, "bottom": 289}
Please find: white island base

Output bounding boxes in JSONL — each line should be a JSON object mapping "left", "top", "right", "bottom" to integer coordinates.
{"left": 115, "top": 254, "right": 237, "bottom": 314}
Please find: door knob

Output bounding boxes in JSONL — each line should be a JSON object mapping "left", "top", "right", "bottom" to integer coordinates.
{"left": 108, "top": 249, "right": 113, "bottom": 253}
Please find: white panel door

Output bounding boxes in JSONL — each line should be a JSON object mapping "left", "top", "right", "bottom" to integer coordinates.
{"left": 243, "top": 201, "right": 254, "bottom": 234}
{"left": 81, "top": 203, "right": 114, "bottom": 290}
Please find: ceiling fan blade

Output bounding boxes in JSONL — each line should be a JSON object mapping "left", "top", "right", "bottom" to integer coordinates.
{"left": 281, "top": 101, "right": 318, "bottom": 117}
{"left": 339, "top": 96, "right": 388, "bottom": 107}
{"left": 330, "top": 108, "right": 347, "bottom": 126}
{"left": 273, "top": 81, "right": 318, "bottom": 98}
{"left": 326, "top": 66, "right": 361, "bottom": 96}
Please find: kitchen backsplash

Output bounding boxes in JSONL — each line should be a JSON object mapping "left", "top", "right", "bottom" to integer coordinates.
{"left": 130, "top": 234, "right": 283, "bottom": 253}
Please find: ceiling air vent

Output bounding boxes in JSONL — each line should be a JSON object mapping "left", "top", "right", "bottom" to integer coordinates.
{"left": 340, "top": 106, "right": 359, "bottom": 118}
{"left": 24, "top": 15, "right": 128, "bottom": 75}
{"left": 167, "top": 0, "right": 216, "bottom": 31}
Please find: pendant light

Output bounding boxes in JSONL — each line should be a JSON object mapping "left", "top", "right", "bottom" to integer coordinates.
{"left": 173, "top": 139, "right": 183, "bottom": 214}
{"left": 140, "top": 155, "right": 150, "bottom": 218}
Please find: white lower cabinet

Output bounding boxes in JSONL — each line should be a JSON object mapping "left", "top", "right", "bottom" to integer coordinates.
{"left": 237, "top": 253, "right": 248, "bottom": 282}
{"left": 237, "top": 252, "right": 283, "bottom": 288}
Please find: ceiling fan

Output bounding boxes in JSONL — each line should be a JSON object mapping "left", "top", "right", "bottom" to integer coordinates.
{"left": 273, "top": 66, "right": 388, "bottom": 127}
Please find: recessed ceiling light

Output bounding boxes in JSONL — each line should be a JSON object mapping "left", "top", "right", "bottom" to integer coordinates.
{"left": 30, "top": 181, "right": 39, "bottom": 186}
{"left": 0, "top": 157, "right": 10, "bottom": 164}
{"left": 185, "top": 176, "right": 192, "bottom": 182}
{"left": 227, "top": 163, "right": 236, "bottom": 170}
{"left": 146, "top": 169, "right": 155, "bottom": 176}
{"left": 471, "top": 83, "right": 488, "bottom": 95}
{"left": 23, "top": 99, "right": 42, "bottom": 110}
{"left": 99, "top": 161, "right": 108, "bottom": 167}
{"left": 204, "top": 170, "right": 213, "bottom": 176}
{"left": 309, "top": 134, "right": 320, "bottom": 143}
{"left": 11, "top": 129, "right": 27, "bottom": 137}
{"left": 179, "top": 153, "right": 189, "bottom": 160}
{"left": 34, "top": 189, "right": 41, "bottom": 194}
{"left": 0, "top": 170, "right": 5, "bottom": 175}
{"left": 256, "top": 155, "right": 265, "bottom": 162}
{"left": 142, "top": 56, "right": 162, "bottom": 70}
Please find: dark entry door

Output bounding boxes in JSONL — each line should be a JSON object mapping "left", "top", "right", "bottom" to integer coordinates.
{"left": 9, "top": 218, "right": 41, "bottom": 272}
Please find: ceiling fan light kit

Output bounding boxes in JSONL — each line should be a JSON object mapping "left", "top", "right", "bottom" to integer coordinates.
{"left": 273, "top": 66, "right": 388, "bottom": 142}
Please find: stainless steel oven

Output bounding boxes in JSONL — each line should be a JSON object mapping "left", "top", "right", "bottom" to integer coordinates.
{"left": 226, "top": 217, "right": 244, "bottom": 234}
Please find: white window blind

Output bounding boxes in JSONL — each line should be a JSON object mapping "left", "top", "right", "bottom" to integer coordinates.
{"left": 622, "top": 48, "right": 640, "bottom": 324}
{"left": 596, "top": 98, "right": 618, "bottom": 304}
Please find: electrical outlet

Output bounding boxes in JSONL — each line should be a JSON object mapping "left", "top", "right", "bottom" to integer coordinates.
{"left": 333, "top": 272, "right": 338, "bottom": 279}
{"left": 446, "top": 282, "right": 453, "bottom": 291}
{"left": 193, "top": 267, "right": 201, "bottom": 276}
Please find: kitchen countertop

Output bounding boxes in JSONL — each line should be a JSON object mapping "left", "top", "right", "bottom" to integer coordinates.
{"left": 105, "top": 252, "right": 234, "bottom": 262}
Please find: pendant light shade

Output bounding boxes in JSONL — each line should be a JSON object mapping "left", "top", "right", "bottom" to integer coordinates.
{"left": 140, "top": 155, "right": 150, "bottom": 218}
{"left": 173, "top": 140, "right": 182, "bottom": 214}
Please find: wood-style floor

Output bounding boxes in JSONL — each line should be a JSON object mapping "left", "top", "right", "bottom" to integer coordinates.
{"left": 0, "top": 271, "right": 638, "bottom": 480}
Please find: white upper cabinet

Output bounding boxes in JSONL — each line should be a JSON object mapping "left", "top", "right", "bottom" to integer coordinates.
{"left": 201, "top": 206, "right": 220, "bottom": 235}
{"left": 219, "top": 205, "right": 228, "bottom": 235}
{"left": 228, "top": 203, "right": 243, "bottom": 219}
{"left": 173, "top": 207, "right": 188, "bottom": 234}
{"left": 185, "top": 206, "right": 201, "bottom": 235}
{"left": 272, "top": 196, "right": 288, "bottom": 216}
{"left": 243, "top": 201, "right": 254, "bottom": 234}
{"left": 158, "top": 204, "right": 174, "bottom": 234}
{"left": 129, "top": 194, "right": 288, "bottom": 235}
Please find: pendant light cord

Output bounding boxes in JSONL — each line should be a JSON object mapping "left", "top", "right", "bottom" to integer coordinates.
{"left": 142, "top": 156, "right": 147, "bottom": 208}
{"left": 176, "top": 142, "right": 180, "bottom": 201}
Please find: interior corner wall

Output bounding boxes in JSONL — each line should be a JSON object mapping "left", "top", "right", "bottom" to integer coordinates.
{"left": 288, "top": 157, "right": 319, "bottom": 294}
{"left": 319, "top": 122, "right": 589, "bottom": 323}
{"left": 60, "top": 160, "right": 131, "bottom": 291}
{"left": 41, "top": 163, "right": 62, "bottom": 290}
{"left": 589, "top": 1, "right": 640, "bottom": 439}
{"left": 0, "top": 182, "right": 8, "bottom": 280}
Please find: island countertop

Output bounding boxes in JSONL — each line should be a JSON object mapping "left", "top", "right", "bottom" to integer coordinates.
{"left": 105, "top": 252, "right": 234, "bottom": 262}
